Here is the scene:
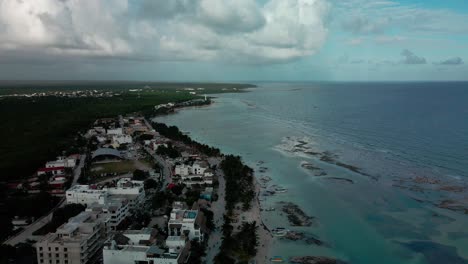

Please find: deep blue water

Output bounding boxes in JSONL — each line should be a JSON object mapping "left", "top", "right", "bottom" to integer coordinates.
{"left": 156, "top": 82, "right": 468, "bottom": 264}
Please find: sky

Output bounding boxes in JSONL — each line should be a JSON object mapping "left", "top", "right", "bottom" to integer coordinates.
{"left": 0, "top": 0, "right": 467, "bottom": 81}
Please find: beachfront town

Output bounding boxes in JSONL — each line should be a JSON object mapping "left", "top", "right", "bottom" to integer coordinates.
{"left": 1, "top": 113, "right": 235, "bottom": 264}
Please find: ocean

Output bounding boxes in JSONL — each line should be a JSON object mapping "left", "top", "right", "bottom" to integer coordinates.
{"left": 155, "top": 82, "right": 468, "bottom": 264}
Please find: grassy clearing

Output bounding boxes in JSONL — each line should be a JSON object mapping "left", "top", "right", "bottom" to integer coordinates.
{"left": 90, "top": 161, "right": 137, "bottom": 176}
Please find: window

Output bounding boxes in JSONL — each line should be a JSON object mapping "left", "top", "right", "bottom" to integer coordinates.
{"left": 40, "top": 259, "right": 44, "bottom": 263}
{"left": 56, "top": 253, "right": 59, "bottom": 257}
{"left": 55, "top": 247, "right": 59, "bottom": 251}
{"left": 64, "top": 248, "right": 67, "bottom": 252}
{"left": 39, "top": 247, "right": 43, "bottom": 251}
{"left": 40, "top": 253, "right": 43, "bottom": 257}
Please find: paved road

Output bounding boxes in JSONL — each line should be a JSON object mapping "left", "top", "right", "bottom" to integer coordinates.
{"left": 3, "top": 155, "right": 87, "bottom": 246}
{"left": 72, "top": 154, "right": 86, "bottom": 186}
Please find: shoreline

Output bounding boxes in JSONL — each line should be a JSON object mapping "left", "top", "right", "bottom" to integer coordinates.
{"left": 153, "top": 100, "right": 273, "bottom": 263}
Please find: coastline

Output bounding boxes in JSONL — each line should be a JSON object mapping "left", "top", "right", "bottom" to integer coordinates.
{"left": 154, "top": 98, "right": 273, "bottom": 263}
{"left": 152, "top": 83, "right": 468, "bottom": 264}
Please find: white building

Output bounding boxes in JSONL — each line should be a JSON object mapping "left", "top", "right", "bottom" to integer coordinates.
{"left": 46, "top": 156, "right": 76, "bottom": 168}
{"left": 174, "top": 161, "right": 210, "bottom": 177}
{"left": 66, "top": 185, "right": 109, "bottom": 206}
{"left": 112, "top": 135, "right": 132, "bottom": 145}
{"left": 67, "top": 180, "right": 145, "bottom": 212}
{"left": 105, "top": 178, "right": 145, "bottom": 210}
{"left": 168, "top": 203, "right": 204, "bottom": 241}
{"left": 35, "top": 211, "right": 106, "bottom": 264}
{"left": 86, "top": 197, "right": 129, "bottom": 231}
{"left": 174, "top": 164, "right": 190, "bottom": 177}
{"left": 103, "top": 228, "right": 189, "bottom": 264}
{"left": 192, "top": 161, "right": 209, "bottom": 175}
{"left": 107, "top": 128, "right": 123, "bottom": 135}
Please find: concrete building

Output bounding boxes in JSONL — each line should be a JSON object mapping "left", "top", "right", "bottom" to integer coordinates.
{"left": 66, "top": 185, "right": 108, "bottom": 206}
{"left": 37, "top": 167, "right": 65, "bottom": 176}
{"left": 67, "top": 180, "right": 145, "bottom": 211}
{"left": 174, "top": 161, "right": 210, "bottom": 177}
{"left": 35, "top": 211, "right": 106, "bottom": 264}
{"left": 168, "top": 202, "right": 204, "bottom": 242}
{"left": 106, "top": 128, "right": 123, "bottom": 135}
{"left": 103, "top": 228, "right": 189, "bottom": 264}
{"left": 105, "top": 178, "right": 145, "bottom": 210}
{"left": 86, "top": 197, "right": 129, "bottom": 231}
{"left": 112, "top": 134, "right": 132, "bottom": 145}
{"left": 191, "top": 161, "right": 209, "bottom": 175}
{"left": 46, "top": 156, "right": 76, "bottom": 168}
{"left": 174, "top": 164, "right": 190, "bottom": 177}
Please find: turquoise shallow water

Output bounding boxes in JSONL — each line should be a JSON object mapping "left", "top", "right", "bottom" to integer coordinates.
{"left": 155, "top": 82, "right": 468, "bottom": 264}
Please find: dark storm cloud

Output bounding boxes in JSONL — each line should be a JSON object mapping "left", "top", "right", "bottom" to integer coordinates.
{"left": 401, "top": 49, "right": 427, "bottom": 65}
{"left": 435, "top": 57, "right": 464, "bottom": 66}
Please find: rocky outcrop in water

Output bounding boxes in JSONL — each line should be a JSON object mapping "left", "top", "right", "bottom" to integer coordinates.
{"left": 279, "top": 202, "right": 315, "bottom": 226}
{"left": 283, "top": 231, "right": 327, "bottom": 246}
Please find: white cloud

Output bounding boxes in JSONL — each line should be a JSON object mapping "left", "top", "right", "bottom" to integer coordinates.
{"left": 0, "top": 0, "right": 330, "bottom": 64}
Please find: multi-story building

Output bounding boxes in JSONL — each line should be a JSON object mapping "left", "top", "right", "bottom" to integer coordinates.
{"left": 174, "top": 161, "right": 210, "bottom": 177}
{"left": 86, "top": 197, "right": 129, "bottom": 231}
{"left": 191, "top": 161, "right": 209, "bottom": 175}
{"left": 103, "top": 228, "right": 189, "bottom": 264}
{"left": 66, "top": 185, "right": 109, "bottom": 206}
{"left": 168, "top": 203, "right": 204, "bottom": 242}
{"left": 66, "top": 179, "right": 145, "bottom": 211}
{"left": 106, "top": 128, "right": 123, "bottom": 135}
{"left": 105, "top": 178, "right": 145, "bottom": 210}
{"left": 35, "top": 211, "right": 106, "bottom": 264}
{"left": 46, "top": 156, "right": 77, "bottom": 168}
{"left": 112, "top": 134, "right": 132, "bottom": 145}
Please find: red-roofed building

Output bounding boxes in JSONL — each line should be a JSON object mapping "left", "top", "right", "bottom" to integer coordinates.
{"left": 37, "top": 166, "right": 65, "bottom": 176}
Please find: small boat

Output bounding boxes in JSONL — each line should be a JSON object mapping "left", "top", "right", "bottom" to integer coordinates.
{"left": 275, "top": 187, "right": 288, "bottom": 193}
{"left": 265, "top": 207, "right": 275, "bottom": 211}
{"left": 272, "top": 227, "right": 288, "bottom": 237}
{"left": 270, "top": 256, "right": 285, "bottom": 262}
{"left": 260, "top": 176, "right": 272, "bottom": 182}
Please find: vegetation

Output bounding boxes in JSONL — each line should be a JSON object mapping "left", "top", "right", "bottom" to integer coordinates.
{"left": 152, "top": 122, "right": 221, "bottom": 157}
{"left": 90, "top": 161, "right": 138, "bottom": 177}
{"left": 155, "top": 143, "right": 181, "bottom": 159}
{"left": 0, "top": 87, "right": 196, "bottom": 179}
{"left": 132, "top": 169, "right": 149, "bottom": 181}
{"left": 220, "top": 155, "right": 255, "bottom": 212}
{"left": 184, "top": 189, "right": 201, "bottom": 208}
{"left": 151, "top": 190, "right": 175, "bottom": 210}
{"left": 187, "top": 240, "right": 207, "bottom": 264}
{"left": 144, "top": 179, "right": 158, "bottom": 190}
{"left": 33, "top": 203, "right": 85, "bottom": 235}
{"left": 0, "top": 243, "right": 36, "bottom": 264}
{"left": 200, "top": 208, "right": 215, "bottom": 231}
{"left": 0, "top": 191, "right": 60, "bottom": 240}
{"left": 215, "top": 219, "right": 259, "bottom": 264}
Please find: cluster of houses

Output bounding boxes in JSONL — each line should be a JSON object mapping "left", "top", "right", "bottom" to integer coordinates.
{"left": 7, "top": 155, "right": 80, "bottom": 195}
{"left": 86, "top": 116, "right": 156, "bottom": 163}
{"left": 173, "top": 160, "right": 214, "bottom": 188}
{"left": 36, "top": 178, "right": 206, "bottom": 264}
{"left": 32, "top": 115, "right": 211, "bottom": 264}
{"left": 1, "top": 90, "right": 119, "bottom": 99}
{"left": 102, "top": 201, "right": 204, "bottom": 264}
